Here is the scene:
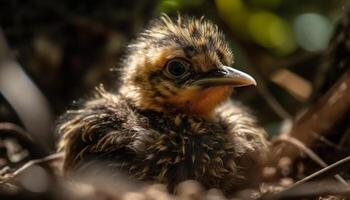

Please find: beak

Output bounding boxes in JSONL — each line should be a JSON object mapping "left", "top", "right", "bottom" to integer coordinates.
{"left": 192, "top": 66, "right": 257, "bottom": 88}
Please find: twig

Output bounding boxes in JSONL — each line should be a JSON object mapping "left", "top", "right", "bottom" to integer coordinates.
{"left": 1, "top": 153, "right": 63, "bottom": 183}
{"left": 0, "top": 122, "right": 47, "bottom": 158}
{"left": 272, "top": 68, "right": 350, "bottom": 162}
{"left": 0, "top": 122, "right": 34, "bottom": 141}
{"left": 260, "top": 155, "right": 350, "bottom": 199}
{"left": 338, "top": 127, "right": 350, "bottom": 149}
{"left": 260, "top": 180, "right": 350, "bottom": 199}
{"left": 256, "top": 82, "right": 292, "bottom": 119}
{"left": 0, "top": 29, "right": 54, "bottom": 150}
{"left": 272, "top": 136, "right": 348, "bottom": 186}
{"left": 11, "top": 153, "right": 63, "bottom": 177}
{"left": 311, "top": 10, "right": 350, "bottom": 102}
{"left": 315, "top": 134, "right": 342, "bottom": 151}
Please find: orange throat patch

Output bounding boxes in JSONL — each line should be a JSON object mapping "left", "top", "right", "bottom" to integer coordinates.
{"left": 168, "top": 86, "right": 232, "bottom": 119}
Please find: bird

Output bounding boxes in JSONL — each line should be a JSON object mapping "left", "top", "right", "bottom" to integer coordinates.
{"left": 57, "top": 14, "right": 268, "bottom": 194}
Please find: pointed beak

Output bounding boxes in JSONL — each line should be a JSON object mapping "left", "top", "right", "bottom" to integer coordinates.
{"left": 192, "top": 66, "right": 257, "bottom": 88}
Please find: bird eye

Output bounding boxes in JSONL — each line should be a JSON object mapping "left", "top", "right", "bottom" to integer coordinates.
{"left": 165, "top": 59, "right": 189, "bottom": 78}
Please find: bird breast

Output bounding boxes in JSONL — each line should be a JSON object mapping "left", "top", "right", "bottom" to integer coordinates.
{"left": 127, "top": 111, "right": 247, "bottom": 191}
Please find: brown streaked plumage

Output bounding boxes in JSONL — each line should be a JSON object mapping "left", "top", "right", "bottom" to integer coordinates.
{"left": 57, "top": 14, "right": 268, "bottom": 194}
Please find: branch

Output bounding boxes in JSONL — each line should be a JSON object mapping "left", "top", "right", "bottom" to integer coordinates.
{"left": 0, "top": 122, "right": 48, "bottom": 158}
{"left": 271, "top": 68, "right": 350, "bottom": 162}
{"left": 260, "top": 155, "right": 350, "bottom": 199}
{"left": 0, "top": 153, "right": 63, "bottom": 184}
{"left": 0, "top": 29, "right": 54, "bottom": 150}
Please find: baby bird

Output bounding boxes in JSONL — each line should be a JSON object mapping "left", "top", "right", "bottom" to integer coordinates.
{"left": 57, "top": 15, "right": 268, "bottom": 194}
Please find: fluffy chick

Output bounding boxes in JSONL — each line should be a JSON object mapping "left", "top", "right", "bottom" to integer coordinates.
{"left": 57, "top": 14, "right": 268, "bottom": 194}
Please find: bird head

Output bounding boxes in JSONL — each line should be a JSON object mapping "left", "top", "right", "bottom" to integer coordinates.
{"left": 120, "top": 14, "right": 256, "bottom": 119}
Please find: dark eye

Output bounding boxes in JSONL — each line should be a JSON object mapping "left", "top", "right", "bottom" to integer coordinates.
{"left": 165, "top": 59, "right": 189, "bottom": 78}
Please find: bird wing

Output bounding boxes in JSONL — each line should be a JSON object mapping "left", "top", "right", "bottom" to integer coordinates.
{"left": 57, "top": 92, "right": 138, "bottom": 171}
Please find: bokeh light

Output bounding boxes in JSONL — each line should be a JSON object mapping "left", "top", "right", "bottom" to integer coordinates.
{"left": 248, "top": 11, "right": 296, "bottom": 55}
{"left": 19, "top": 165, "right": 50, "bottom": 193}
{"left": 157, "top": 0, "right": 204, "bottom": 13}
{"left": 216, "top": 0, "right": 297, "bottom": 55}
{"left": 216, "top": 0, "right": 249, "bottom": 35}
{"left": 294, "top": 13, "right": 334, "bottom": 51}
{"left": 250, "top": 0, "right": 282, "bottom": 8}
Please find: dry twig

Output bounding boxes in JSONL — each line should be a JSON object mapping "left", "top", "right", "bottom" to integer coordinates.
{"left": 261, "top": 156, "right": 350, "bottom": 199}
{"left": 272, "top": 136, "right": 348, "bottom": 186}
{"left": 272, "top": 68, "right": 350, "bottom": 163}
